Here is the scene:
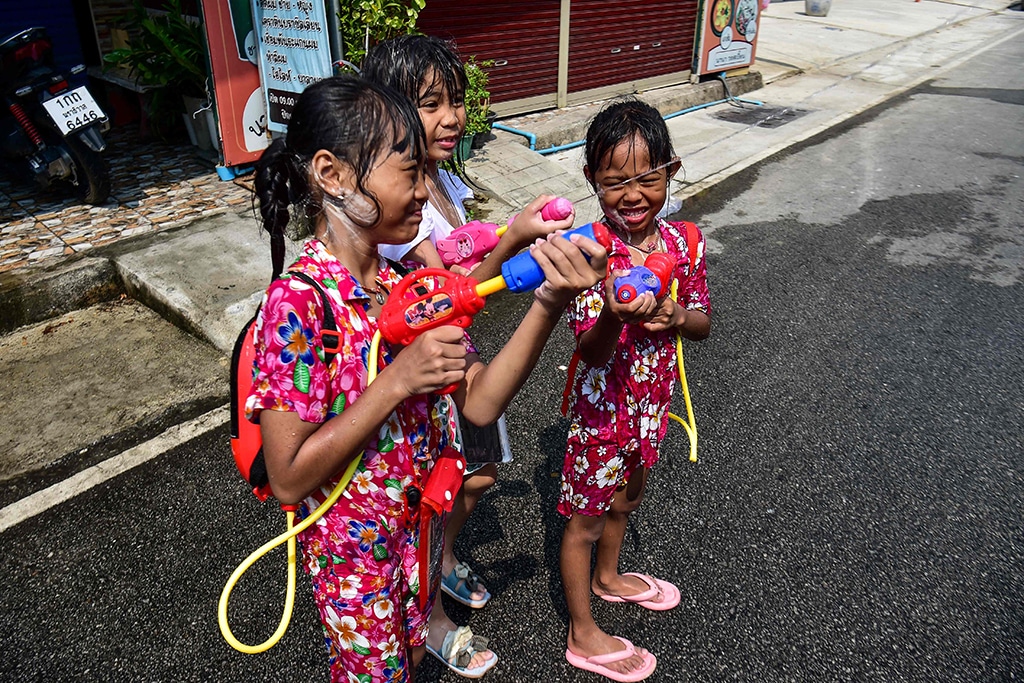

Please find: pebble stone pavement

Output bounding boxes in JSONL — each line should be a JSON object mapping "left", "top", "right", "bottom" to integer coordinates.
{"left": 0, "top": 126, "right": 254, "bottom": 274}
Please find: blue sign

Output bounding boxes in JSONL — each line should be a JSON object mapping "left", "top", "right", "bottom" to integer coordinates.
{"left": 251, "top": 0, "right": 333, "bottom": 133}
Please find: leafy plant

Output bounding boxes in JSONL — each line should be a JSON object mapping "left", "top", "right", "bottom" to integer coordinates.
{"left": 463, "top": 57, "right": 494, "bottom": 136}
{"left": 340, "top": 0, "right": 426, "bottom": 65}
{"left": 103, "top": 0, "right": 209, "bottom": 137}
{"left": 104, "top": 0, "right": 208, "bottom": 97}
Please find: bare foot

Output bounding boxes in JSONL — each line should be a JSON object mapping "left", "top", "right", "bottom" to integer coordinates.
{"left": 568, "top": 627, "right": 648, "bottom": 676}
{"left": 427, "top": 613, "right": 495, "bottom": 671}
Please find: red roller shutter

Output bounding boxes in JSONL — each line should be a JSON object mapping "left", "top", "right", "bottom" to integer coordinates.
{"left": 568, "top": 1, "right": 697, "bottom": 93}
{"left": 417, "top": 1, "right": 560, "bottom": 105}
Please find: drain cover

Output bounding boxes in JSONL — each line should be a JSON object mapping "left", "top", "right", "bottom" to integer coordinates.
{"left": 712, "top": 105, "right": 810, "bottom": 128}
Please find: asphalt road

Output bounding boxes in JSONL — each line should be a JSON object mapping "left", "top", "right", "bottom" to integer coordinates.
{"left": 2, "top": 39, "right": 1022, "bottom": 682}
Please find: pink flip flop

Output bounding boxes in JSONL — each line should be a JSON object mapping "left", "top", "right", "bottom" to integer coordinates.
{"left": 565, "top": 636, "right": 657, "bottom": 682}
{"left": 599, "top": 573, "right": 681, "bottom": 611}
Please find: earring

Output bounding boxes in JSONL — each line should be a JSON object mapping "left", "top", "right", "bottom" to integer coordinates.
{"left": 323, "top": 190, "right": 347, "bottom": 208}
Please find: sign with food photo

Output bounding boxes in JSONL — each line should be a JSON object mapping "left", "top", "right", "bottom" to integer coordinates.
{"left": 693, "top": 0, "right": 762, "bottom": 76}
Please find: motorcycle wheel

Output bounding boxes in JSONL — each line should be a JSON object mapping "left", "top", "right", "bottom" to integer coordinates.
{"left": 60, "top": 135, "right": 111, "bottom": 205}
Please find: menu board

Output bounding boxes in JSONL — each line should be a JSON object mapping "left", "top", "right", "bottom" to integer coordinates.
{"left": 251, "top": 0, "right": 333, "bottom": 133}
{"left": 693, "top": 0, "right": 762, "bottom": 75}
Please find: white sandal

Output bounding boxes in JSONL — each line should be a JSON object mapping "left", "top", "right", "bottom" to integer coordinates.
{"left": 426, "top": 625, "right": 498, "bottom": 679}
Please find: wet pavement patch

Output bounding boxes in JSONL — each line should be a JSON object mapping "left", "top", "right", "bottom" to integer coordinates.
{"left": 712, "top": 105, "right": 811, "bottom": 129}
{"left": 0, "top": 297, "right": 228, "bottom": 501}
{"left": 916, "top": 85, "right": 1024, "bottom": 107}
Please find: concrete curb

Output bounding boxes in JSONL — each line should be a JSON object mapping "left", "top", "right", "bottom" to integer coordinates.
{"left": 0, "top": 256, "right": 121, "bottom": 335}
{"left": 0, "top": 208, "right": 256, "bottom": 337}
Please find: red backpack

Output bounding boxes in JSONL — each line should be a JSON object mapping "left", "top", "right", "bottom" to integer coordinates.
{"left": 229, "top": 270, "right": 341, "bottom": 502}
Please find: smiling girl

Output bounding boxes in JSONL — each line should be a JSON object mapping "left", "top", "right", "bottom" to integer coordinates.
{"left": 558, "top": 98, "right": 712, "bottom": 682}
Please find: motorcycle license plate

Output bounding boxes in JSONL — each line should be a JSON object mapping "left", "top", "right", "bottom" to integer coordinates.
{"left": 41, "top": 86, "right": 106, "bottom": 136}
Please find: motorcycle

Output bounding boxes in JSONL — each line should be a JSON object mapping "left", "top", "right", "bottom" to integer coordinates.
{"left": 0, "top": 26, "right": 111, "bottom": 205}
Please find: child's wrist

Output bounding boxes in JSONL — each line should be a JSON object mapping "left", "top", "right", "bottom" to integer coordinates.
{"left": 531, "top": 287, "right": 568, "bottom": 316}
{"left": 506, "top": 216, "right": 532, "bottom": 245}
{"left": 673, "top": 302, "right": 687, "bottom": 328}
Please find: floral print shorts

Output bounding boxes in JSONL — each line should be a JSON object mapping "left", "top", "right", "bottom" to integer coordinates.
{"left": 302, "top": 510, "right": 435, "bottom": 683}
{"left": 557, "top": 443, "right": 643, "bottom": 517}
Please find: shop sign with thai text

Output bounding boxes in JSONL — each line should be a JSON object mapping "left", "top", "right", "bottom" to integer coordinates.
{"left": 693, "top": 0, "right": 762, "bottom": 75}
{"left": 251, "top": 0, "right": 332, "bottom": 133}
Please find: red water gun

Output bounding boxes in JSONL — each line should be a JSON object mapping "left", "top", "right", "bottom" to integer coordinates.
{"left": 379, "top": 222, "right": 611, "bottom": 392}
{"left": 435, "top": 197, "right": 574, "bottom": 269}
{"left": 614, "top": 252, "right": 676, "bottom": 304}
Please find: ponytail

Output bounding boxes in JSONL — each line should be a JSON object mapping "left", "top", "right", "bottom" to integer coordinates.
{"left": 254, "top": 137, "right": 309, "bottom": 279}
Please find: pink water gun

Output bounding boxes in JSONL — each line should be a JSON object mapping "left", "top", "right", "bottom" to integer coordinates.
{"left": 436, "top": 197, "right": 574, "bottom": 269}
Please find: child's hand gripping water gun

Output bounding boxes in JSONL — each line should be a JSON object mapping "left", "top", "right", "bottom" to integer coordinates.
{"left": 380, "top": 221, "right": 612, "bottom": 392}
{"left": 610, "top": 250, "right": 700, "bottom": 464}
{"left": 435, "top": 197, "right": 574, "bottom": 269}
{"left": 614, "top": 252, "right": 676, "bottom": 304}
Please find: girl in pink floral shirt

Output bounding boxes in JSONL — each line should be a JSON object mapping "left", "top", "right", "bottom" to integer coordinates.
{"left": 559, "top": 99, "right": 711, "bottom": 682}
{"left": 246, "top": 75, "right": 606, "bottom": 683}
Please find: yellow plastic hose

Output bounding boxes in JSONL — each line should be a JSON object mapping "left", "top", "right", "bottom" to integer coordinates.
{"left": 666, "top": 280, "right": 699, "bottom": 462}
{"left": 218, "top": 332, "right": 384, "bottom": 653}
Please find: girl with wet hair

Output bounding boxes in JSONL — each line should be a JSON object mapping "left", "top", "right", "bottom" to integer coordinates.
{"left": 363, "top": 34, "right": 580, "bottom": 678}
{"left": 559, "top": 97, "right": 712, "bottom": 682}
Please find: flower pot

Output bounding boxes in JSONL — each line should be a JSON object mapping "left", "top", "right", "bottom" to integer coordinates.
{"left": 471, "top": 111, "right": 498, "bottom": 149}
{"left": 182, "top": 95, "right": 213, "bottom": 151}
{"left": 804, "top": 0, "right": 831, "bottom": 16}
{"left": 458, "top": 134, "right": 473, "bottom": 160}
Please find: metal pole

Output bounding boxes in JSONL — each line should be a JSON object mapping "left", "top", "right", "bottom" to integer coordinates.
{"left": 325, "top": 0, "right": 345, "bottom": 71}
{"left": 557, "top": 0, "right": 570, "bottom": 108}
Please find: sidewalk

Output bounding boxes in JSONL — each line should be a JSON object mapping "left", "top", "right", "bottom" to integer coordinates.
{"left": 1, "top": 0, "right": 1022, "bottom": 484}
{"left": 0, "top": 127, "right": 252, "bottom": 274}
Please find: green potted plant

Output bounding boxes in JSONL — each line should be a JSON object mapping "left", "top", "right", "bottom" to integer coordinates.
{"left": 463, "top": 57, "right": 495, "bottom": 151}
{"left": 340, "top": 0, "right": 425, "bottom": 64}
{"left": 104, "top": 0, "right": 212, "bottom": 143}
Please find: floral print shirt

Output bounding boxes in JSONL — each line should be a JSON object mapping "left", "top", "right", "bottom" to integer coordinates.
{"left": 564, "top": 219, "right": 711, "bottom": 466}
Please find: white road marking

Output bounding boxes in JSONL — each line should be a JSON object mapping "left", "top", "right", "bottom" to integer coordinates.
{"left": 0, "top": 405, "right": 229, "bottom": 534}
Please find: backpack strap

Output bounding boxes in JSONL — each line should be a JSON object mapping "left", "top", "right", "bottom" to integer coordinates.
{"left": 681, "top": 221, "right": 700, "bottom": 277}
{"left": 383, "top": 256, "right": 410, "bottom": 278}
{"left": 288, "top": 272, "right": 341, "bottom": 365}
{"left": 284, "top": 258, "right": 406, "bottom": 366}
{"left": 560, "top": 349, "right": 583, "bottom": 417}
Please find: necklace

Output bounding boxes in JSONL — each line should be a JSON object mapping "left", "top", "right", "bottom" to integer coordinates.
{"left": 361, "top": 282, "right": 387, "bottom": 305}
{"left": 624, "top": 234, "right": 664, "bottom": 254}
{"left": 351, "top": 272, "right": 387, "bottom": 304}
{"left": 316, "top": 236, "right": 388, "bottom": 304}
